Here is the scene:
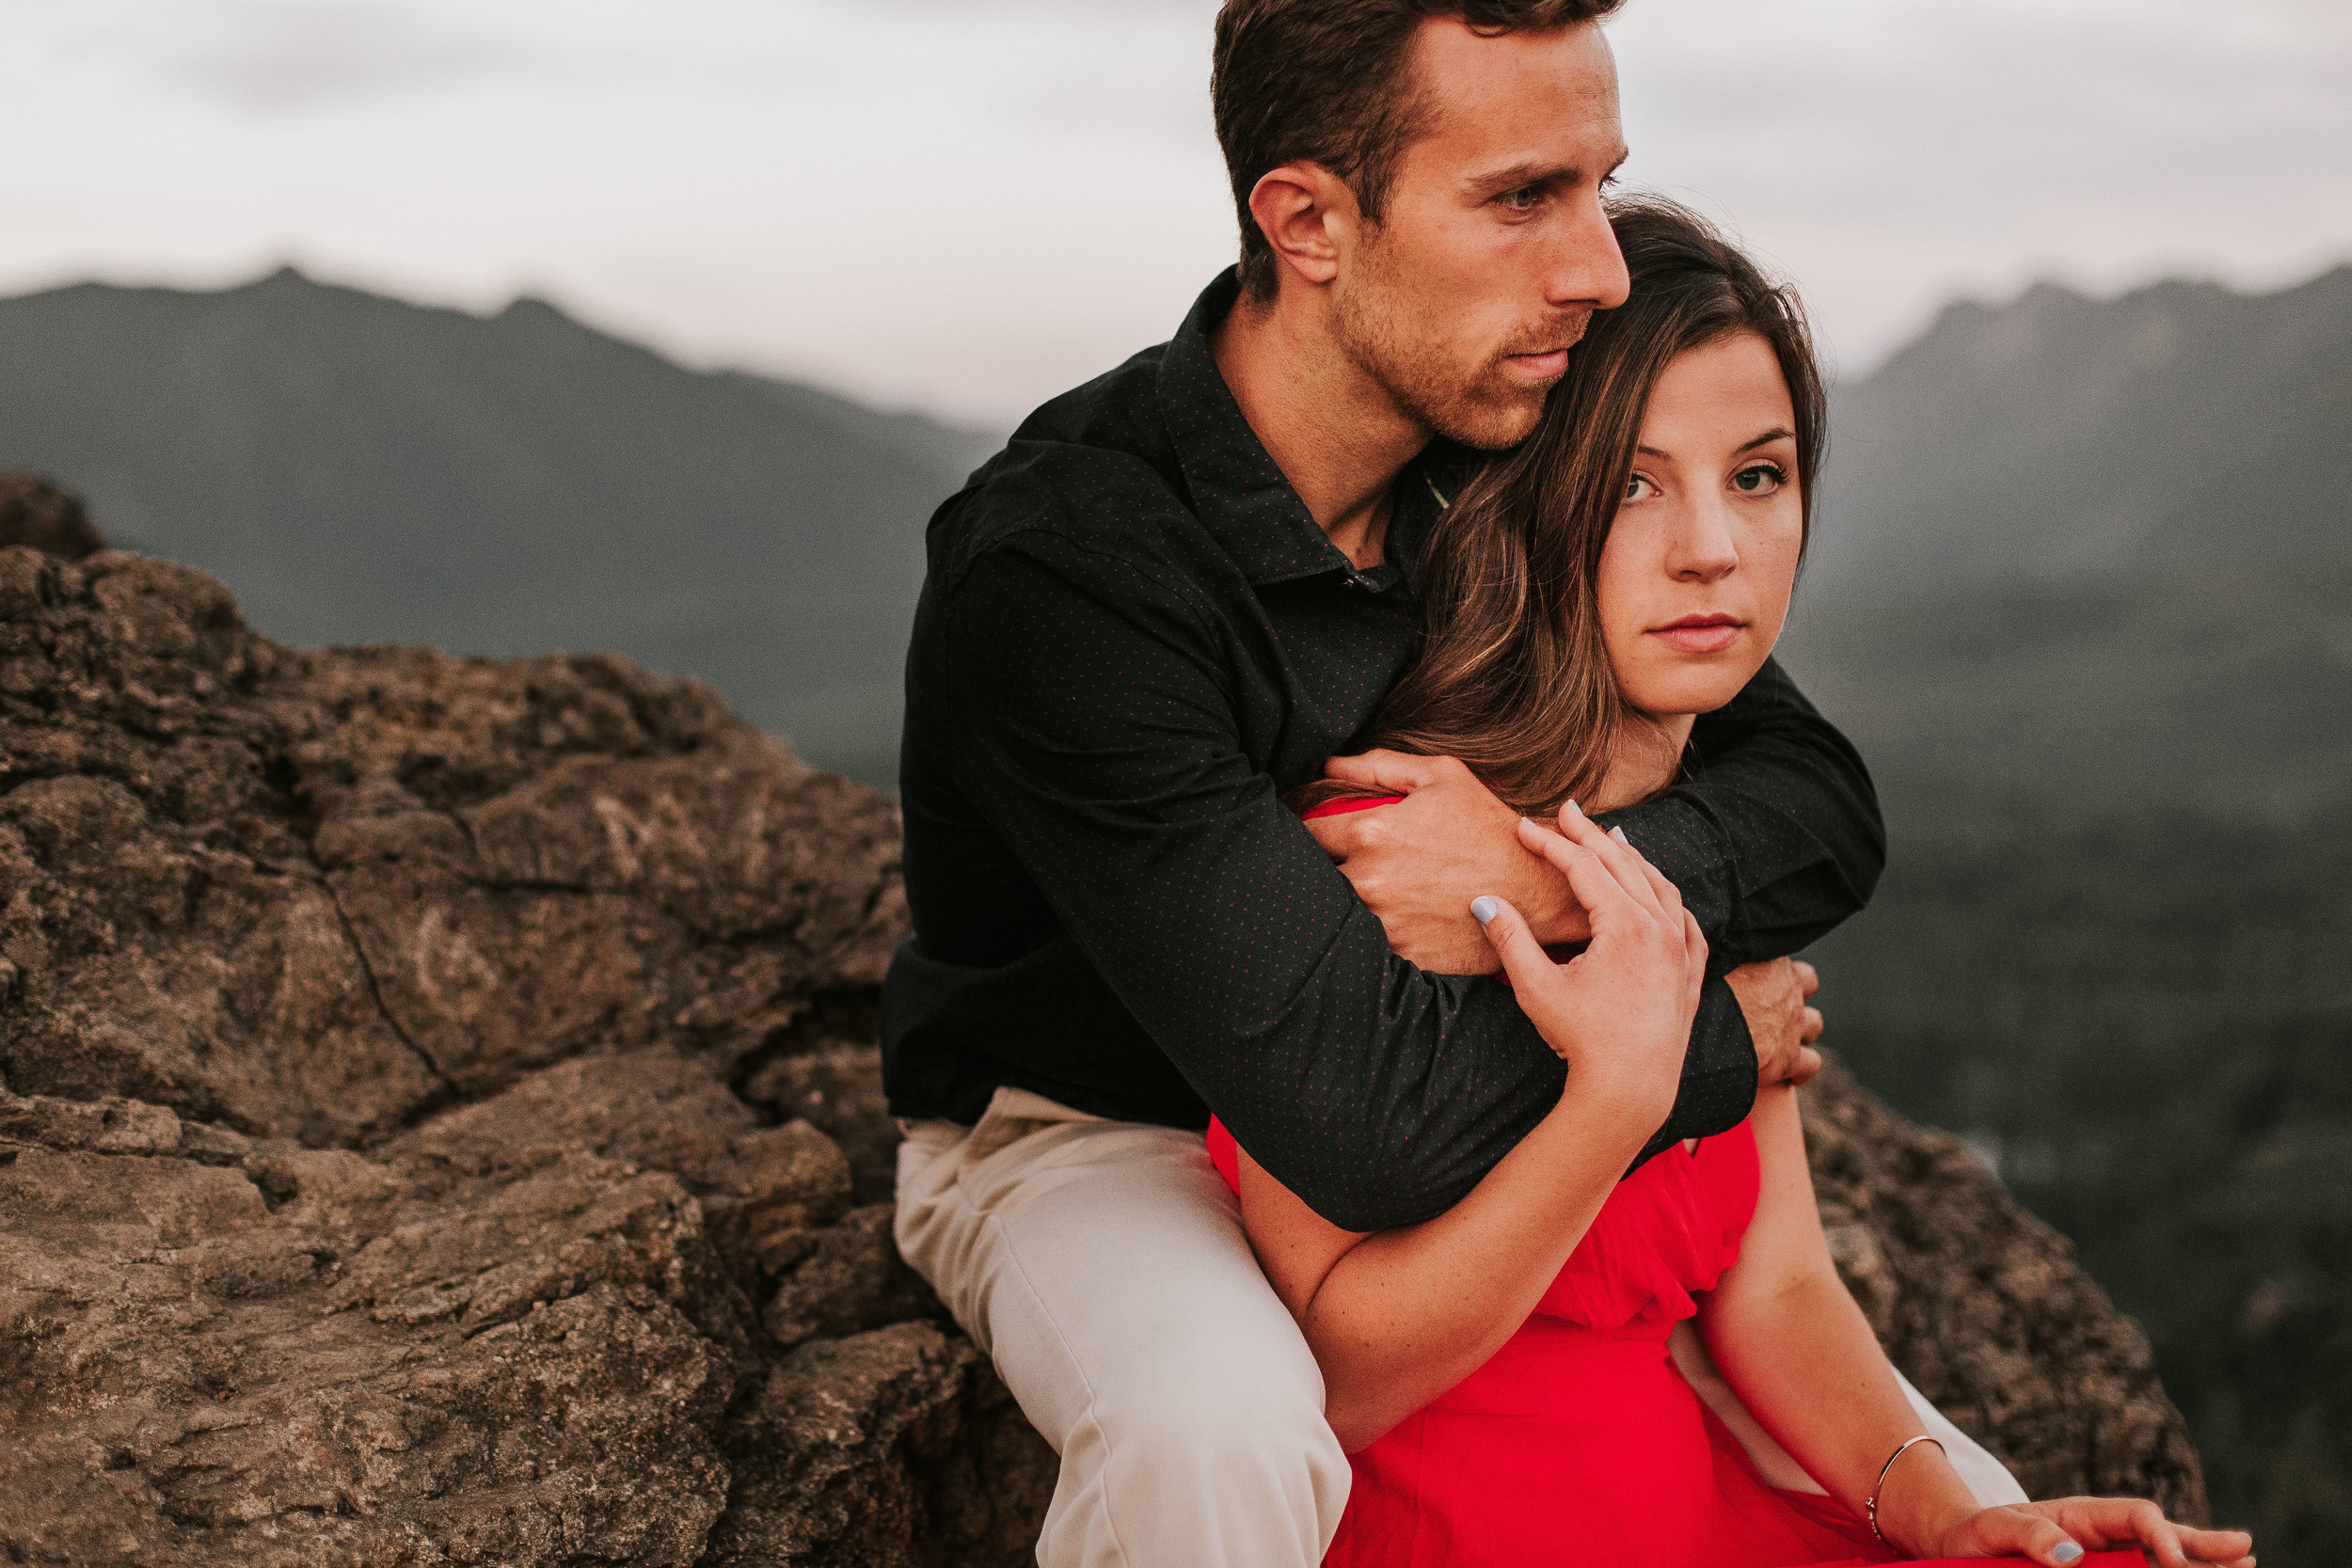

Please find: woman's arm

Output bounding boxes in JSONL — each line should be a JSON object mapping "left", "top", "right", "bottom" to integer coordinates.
{"left": 1699, "top": 1087, "right": 2254, "bottom": 1568}
{"left": 1239, "top": 1066, "right": 1666, "bottom": 1449}
{"left": 1235, "top": 805, "right": 1706, "bottom": 1450}
{"left": 1695, "top": 1087, "right": 1970, "bottom": 1525}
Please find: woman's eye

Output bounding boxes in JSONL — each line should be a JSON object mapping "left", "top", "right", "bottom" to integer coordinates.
{"left": 1731, "top": 463, "right": 1786, "bottom": 495}
{"left": 1624, "top": 473, "right": 1657, "bottom": 502}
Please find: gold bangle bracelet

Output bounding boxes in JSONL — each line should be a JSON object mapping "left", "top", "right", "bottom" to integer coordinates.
{"left": 1867, "top": 1434, "right": 1947, "bottom": 1547}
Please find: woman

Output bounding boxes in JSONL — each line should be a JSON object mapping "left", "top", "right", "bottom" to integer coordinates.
{"left": 1211, "top": 201, "right": 2253, "bottom": 1568}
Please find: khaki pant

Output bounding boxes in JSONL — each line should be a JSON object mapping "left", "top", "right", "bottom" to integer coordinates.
{"left": 896, "top": 1087, "right": 2025, "bottom": 1568}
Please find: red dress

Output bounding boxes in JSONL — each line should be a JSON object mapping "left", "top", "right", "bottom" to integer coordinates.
{"left": 1236, "top": 795, "right": 2147, "bottom": 1565}
{"left": 1208, "top": 1115, "right": 2146, "bottom": 1568}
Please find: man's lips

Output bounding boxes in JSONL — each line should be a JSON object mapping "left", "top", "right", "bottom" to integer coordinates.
{"left": 1648, "top": 614, "right": 1745, "bottom": 654}
{"left": 1502, "top": 348, "right": 1572, "bottom": 378}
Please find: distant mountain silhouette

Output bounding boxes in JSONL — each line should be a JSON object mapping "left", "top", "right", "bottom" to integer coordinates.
{"left": 1780, "top": 263, "right": 2352, "bottom": 823}
{"left": 5, "top": 260, "right": 2345, "bottom": 797}
{"left": 0, "top": 266, "right": 997, "bottom": 784}
{"left": 1803, "top": 264, "right": 2352, "bottom": 602}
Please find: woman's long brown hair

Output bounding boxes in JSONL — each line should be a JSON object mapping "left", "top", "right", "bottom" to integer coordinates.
{"left": 1299, "top": 198, "right": 1828, "bottom": 816}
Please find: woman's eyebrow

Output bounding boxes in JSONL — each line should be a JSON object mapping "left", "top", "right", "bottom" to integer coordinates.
{"left": 1735, "top": 427, "right": 1795, "bottom": 455}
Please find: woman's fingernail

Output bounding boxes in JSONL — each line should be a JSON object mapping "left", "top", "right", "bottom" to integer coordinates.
{"left": 1563, "top": 800, "right": 1582, "bottom": 816}
{"left": 1470, "top": 895, "right": 1499, "bottom": 926}
{"left": 2051, "top": 1543, "right": 2083, "bottom": 1564}
{"left": 1610, "top": 826, "right": 1630, "bottom": 846}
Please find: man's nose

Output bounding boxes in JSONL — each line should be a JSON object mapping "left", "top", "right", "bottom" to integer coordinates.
{"left": 1546, "top": 196, "right": 1630, "bottom": 310}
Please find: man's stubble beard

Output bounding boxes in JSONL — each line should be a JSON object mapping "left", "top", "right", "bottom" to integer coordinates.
{"left": 1330, "top": 242, "right": 1568, "bottom": 452}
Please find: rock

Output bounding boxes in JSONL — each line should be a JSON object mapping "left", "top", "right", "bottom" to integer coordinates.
{"left": 0, "top": 551, "right": 1044, "bottom": 1567}
{"left": 702, "top": 1323, "right": 1057, "bottom": 1568}
{"left": 0, "top": 471, "right": 105, "bottom": 560}
{"left": 763, "top": 1206, "right": 946, "bottom": 1351}
{"left": 0, "top": 549, "right": 2201, "bottom": 1563}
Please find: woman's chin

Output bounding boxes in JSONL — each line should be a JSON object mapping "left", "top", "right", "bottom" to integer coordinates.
{"left": 1624, "top": 667, "right": 1756, "bottom": 718}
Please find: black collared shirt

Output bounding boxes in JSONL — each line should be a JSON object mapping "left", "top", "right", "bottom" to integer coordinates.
{"left": 885, "top": 270, "right": 1884, "bottom": 1232}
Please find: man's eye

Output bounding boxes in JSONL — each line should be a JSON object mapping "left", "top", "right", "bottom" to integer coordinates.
{"left": 1732, "top": 464, "right": 1787, "bottom": 495}
{"left": 1498, "top": 185, "right": 1541, "bottom": 212}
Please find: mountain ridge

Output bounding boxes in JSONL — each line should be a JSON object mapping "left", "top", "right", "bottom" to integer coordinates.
{"left": 0, "top": 264, "right": 998, "bottom": 785}
{"left": 1804, "top": 261, "right": 2352, "bottom": 602}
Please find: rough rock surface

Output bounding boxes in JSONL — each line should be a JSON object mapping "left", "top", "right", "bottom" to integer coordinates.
{"left": 0, "top": 548, "right": 2200, "bottom": 1564}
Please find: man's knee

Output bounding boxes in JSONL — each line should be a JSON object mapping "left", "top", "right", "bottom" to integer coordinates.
{"left": 1091, "top": 1360, "right": 1344, "bottom": 1481}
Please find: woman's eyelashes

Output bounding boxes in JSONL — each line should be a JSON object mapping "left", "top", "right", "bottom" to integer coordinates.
{"left": 1625, "top": 462, "right": 1787, "bottom": 504}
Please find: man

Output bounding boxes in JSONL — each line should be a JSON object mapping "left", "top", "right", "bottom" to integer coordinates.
{"left": 886, "top": 4, "right": 2013, "bottom": 1564}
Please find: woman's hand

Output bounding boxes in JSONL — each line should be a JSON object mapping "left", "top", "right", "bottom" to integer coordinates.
{"left": 1470, "top": 802, "right": 1706, "bottom": 1121}
{"left": 1919, "top": 1497, "right": 2253, "bottom": 1567}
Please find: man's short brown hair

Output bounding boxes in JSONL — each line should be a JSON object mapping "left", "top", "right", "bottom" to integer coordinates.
{"left": 1213, "top": 0, "right": 1624, "bottom": 300}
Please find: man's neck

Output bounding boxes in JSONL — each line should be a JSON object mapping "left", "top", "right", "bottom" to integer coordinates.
{"left": 1209, "top": 287, "right": 1431, "bottom": 572}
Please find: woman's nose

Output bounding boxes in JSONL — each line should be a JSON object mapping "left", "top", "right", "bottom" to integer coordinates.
{"left": 1668, "top": 499, "right": 1740, "bottom": 582}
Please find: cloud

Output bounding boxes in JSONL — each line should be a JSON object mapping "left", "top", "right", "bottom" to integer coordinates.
{"left": 42, "top": 0, "right": 524, "bottom": 111}
{"left": 0, "top": 0, "right": 2342, "bottom": 421}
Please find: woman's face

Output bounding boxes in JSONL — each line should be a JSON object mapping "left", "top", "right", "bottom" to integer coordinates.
{"left": 1597, "top": 330, "right": 1804, "bottom": 717}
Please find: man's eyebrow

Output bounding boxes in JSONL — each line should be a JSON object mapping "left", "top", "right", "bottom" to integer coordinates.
{"left": 1470, "top": 147, "right": 1631, "bottom": 194}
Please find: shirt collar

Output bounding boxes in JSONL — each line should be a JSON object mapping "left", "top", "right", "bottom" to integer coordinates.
{"left": 1158, "top": 269, "right": 1450, "bottom": 591}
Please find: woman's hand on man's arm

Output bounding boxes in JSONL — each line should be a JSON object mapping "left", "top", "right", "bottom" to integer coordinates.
{"left": 1234, "top": 804, "right": 1707, "bottom": 1450}
{"left": 1303, "top": 751, "right": 1587, "bottom": 973}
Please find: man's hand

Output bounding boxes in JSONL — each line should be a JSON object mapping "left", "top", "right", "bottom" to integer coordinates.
{"left": 1724, "top": 957, "right": 1823, "bottom": 1088}
{"left": 1304, "top": 751, "right": 1591, "bottom": 974}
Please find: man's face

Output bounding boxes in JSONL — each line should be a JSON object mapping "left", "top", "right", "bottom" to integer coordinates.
{"left": 1330, "top": 18, "right": 1632, "bottom": 450}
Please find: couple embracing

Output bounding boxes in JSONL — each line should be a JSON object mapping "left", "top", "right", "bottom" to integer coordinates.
{"left": 881, "top": 4, "right": 2249, "bottom": 1566}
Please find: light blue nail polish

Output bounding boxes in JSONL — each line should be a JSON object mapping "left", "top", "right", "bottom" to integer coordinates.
{"left": 2052, "top": 1542, "right": 2084, "bottom": 1564}
{"left": 1610, "top": 826, "right": 1630, "bottom": 845}
{"left": 1470, "top": 895, "right": 1499, "bottom": 926}
{"left": 1563, "top": 800, "right": 1582, "bottom": 816}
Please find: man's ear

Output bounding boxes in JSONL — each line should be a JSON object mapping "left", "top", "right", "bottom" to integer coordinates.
{"left": 1247, "top": 162, "right": 1359, "bottom": 289}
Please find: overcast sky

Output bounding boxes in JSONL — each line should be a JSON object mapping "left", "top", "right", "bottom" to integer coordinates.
{"left": 4, "top": 0, "right": 2346, "bottom": 427}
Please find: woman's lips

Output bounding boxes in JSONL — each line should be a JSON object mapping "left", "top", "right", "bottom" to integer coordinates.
{"left": 1648, "top": 616, "right": 1745, "bottom": 654}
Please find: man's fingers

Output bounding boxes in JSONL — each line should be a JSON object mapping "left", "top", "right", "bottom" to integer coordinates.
{"left": 1324, "top": 749, "right": 1448, "bottom": 796}
{"left": 1800, "top": 1006, "right": 1823, "bottom": 1045}
{"left": 1788, "top": 1046, "right": 1823, "bottom": 1086}
{"left": 1793, "top": 958, "right": 1820, "bottom": 1000}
